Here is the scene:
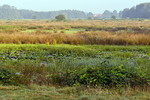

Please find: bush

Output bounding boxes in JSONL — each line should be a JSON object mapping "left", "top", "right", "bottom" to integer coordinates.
{"left": 0, "top": 68, "right": 15, "bottom": 85}
{"left": 55, "top": 14, "right": 66, "bottom": 21}
{"left": 51, "top": 66, "right": 150, "bottom": 88}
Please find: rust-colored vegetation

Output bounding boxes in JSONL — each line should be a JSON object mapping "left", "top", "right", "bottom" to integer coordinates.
{"left": 0, "top": 20, "right": 150, "bottom": 45}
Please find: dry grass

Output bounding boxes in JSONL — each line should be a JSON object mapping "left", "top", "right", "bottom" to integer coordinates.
{"left": 0, "top": 85, "right": 149, "bottom": 100}
{"left": 0, "top": 20, "right": 150, "bottom": 45}
{"left": 0, "top": 31, "right": 150, "bottom": 45}
{"left": 1, "top": 20, "right": 150, "bottom": 27}
{"left": 78, "top": 32, "right": 150, "bottom": 45}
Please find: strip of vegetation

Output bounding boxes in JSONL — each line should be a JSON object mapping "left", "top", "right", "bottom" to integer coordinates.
{"left": 0, "top": 20, "right": 150, "bottom": 45}
{"left": 0, "top": 44, "right": 149, "bottom": 89}
{"left": 51, "top": 65, "right": 149, "bottom": 88}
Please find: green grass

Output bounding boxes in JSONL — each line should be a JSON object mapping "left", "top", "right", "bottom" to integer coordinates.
{"left": 0, "top": 85, "right": 149, "bottom": 100}
{"left": 21, "top": 29, "right": 35, "bottom": 33}
{"left": 21, "top": 29, "right": 85, "bottom": 34}
{"left": 0, "top": 85, "right": 68, "bottom": 100}
{"left": 0, "top": 25, "right": 18, "bottom": 29}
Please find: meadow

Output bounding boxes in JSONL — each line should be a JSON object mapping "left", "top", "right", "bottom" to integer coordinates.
{"left": 0, "top": 20, "right": 150, "bottom": 45}
{"left": 0, "top": 20, "right": 150, "bottom": 99}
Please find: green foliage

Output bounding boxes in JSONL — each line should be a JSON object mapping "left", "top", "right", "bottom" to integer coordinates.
{"left": 111, "top": 15, "right": 116, "bottom": 19}
{"left": 0, "top": 68, "right": 14, "bottom": 85}
{"left": 88, "top": 16, "right": 92, "bottom": 20}
{"left": 55, "top": 14, "right": 66, "bottom": 21}
{"left": 51, "top": 66, "right": 150, "bottom": 88}
{"left": 0, "top": 44, "right": 150, "bottom": 88}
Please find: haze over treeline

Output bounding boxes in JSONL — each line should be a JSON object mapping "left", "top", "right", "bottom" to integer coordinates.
{"left": 0, "top": 2, "right": 150, "bottom": 19}
{"left": 121, "top": 3, "right": 150, "bottom": 19}
{"left": 0, "top": 5, "right": 93, "bottom": 19}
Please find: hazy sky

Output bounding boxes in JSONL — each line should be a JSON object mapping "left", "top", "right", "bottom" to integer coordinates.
{"left": 1, "top": 0, "right": 150, "bottom": 13}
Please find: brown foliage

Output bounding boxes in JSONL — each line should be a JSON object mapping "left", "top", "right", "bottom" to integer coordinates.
{"left": 0, "top": 31, "right": 150, "bottom": 45}
{"left": 0, "top": 20, "right": 150, "bottom": 45}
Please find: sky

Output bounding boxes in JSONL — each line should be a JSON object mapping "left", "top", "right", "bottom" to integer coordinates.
{"left": 0, "top": 0, "right": 150, "bottom": 13}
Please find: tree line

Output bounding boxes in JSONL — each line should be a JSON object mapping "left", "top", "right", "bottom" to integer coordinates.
{"left": 0, "top": 3, "right": 150, "bottom": 19}
{"left": 121, "top": 3, "right": 150, "bottom": 19}
{"left": 0, "top": 5, "right": 93, "bottom": 19}
{"left": 95, "top": 3, "right": 150, "bottom": 19}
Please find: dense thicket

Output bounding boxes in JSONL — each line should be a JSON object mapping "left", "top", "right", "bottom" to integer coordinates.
{"left": 0, "top": 5, "right": 93, "bottom": 19}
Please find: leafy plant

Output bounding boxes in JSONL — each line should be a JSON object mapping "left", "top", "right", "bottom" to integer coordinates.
{"left": 0, "top": 68, "right": 15, "bottom": 85}
{"left": 51, "top": 65, "right": 150, "bottom": 88}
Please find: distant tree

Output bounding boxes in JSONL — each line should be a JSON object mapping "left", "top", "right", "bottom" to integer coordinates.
{"left": 88, "top": 16, "right": 92, "bottom": 20}
{"left": 32, "top": 15, "right": 37, "bottom": 19}
{"left": 0, "top": 5, "right": 21, "bottom": 19}
{"left": 119, "top": 11, "right": 123, "bottom": 18}
{"left": 111, "top": 15, "right": 116, "bottom": 19}
{"left": 102, "top": 10, "right": 112, "bottom": 19}
{"left": 122, "top": 3, "right": 150, "bottom": 19}
{"left": 55, "top": 14, "right": 66, "bottom": 21}
{"left": 112, "top": 10, "right": 118, "bottom": 18}
{"left": 0, "top": 5, "right": 93, "bottom": 19}
{"left": 87, "top": 12, "right": 94, "bottom": 18}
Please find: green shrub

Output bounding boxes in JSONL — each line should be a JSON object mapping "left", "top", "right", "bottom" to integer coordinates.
{"left": 0, "top": 68, "right": 15, "bottom": 85}
{"left": 51, "top": 66, "right": 150, "bottom": 88}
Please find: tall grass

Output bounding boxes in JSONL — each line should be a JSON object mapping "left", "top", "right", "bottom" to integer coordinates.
{"left": 0, "top": 31, "right": 150, "bottom": 45}
{"left": 0, "top": 20, "right": 150, "bottom": 45}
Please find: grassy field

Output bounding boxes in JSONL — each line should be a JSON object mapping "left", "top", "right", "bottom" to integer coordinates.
{"left": 0, "top": 20, "right": 150, "bottom": 45}
{"left": 0, "top": 85, "right": 150, "bottom": 100}
{"left": 21, "top": 28, "right": 85, "bottom": 34}
{"left": 0, "top": 20, "right": 150, "bottom": 99}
